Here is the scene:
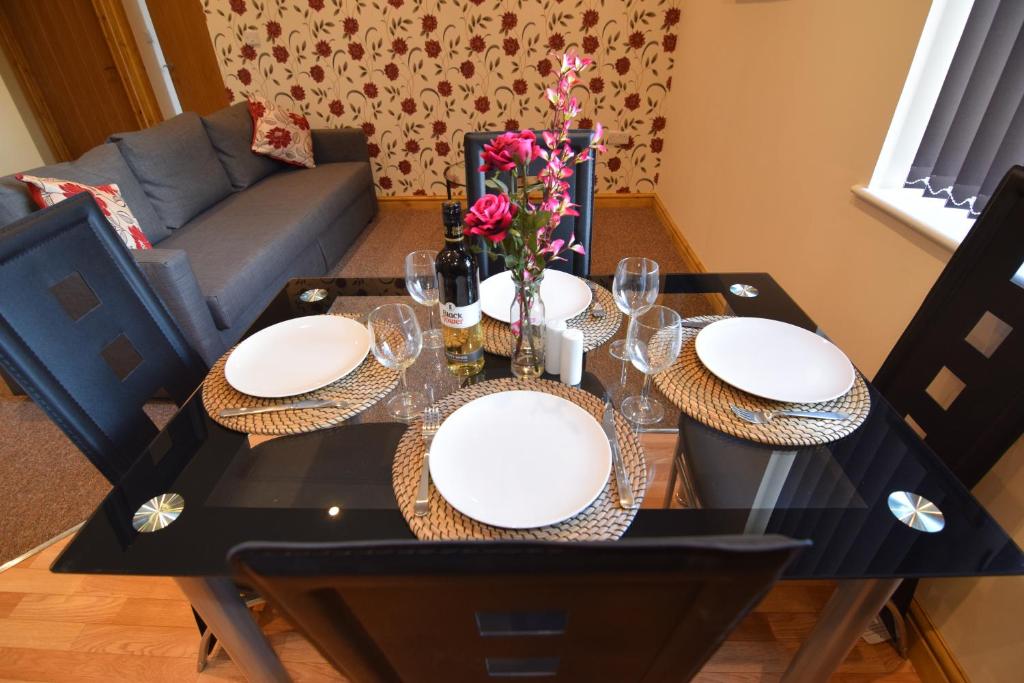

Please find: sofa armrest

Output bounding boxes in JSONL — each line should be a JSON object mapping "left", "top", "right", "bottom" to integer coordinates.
{"left": 133, "top": 248, "right": 225, "bottom": 365}
{"left": 312, "top": 128, "right": 370, "bottom": 164}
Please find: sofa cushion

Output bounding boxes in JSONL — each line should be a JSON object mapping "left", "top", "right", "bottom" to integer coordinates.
{"left": 202, "top": 102, "right": 281, "bottom": 190}
{"left": 161, "top": 162, "right": 373, "bottom": 330}
{"left": 248, "top": 97, "right": 315, "bottom": 168}
{"left": 0, "top": 144, "right": 170, "bottom": 244}
{"left": 18, "top": 174, "right": 152, "bottom": 250}
{"left": 110, "top": 112, "right": 233, "bottom": 229}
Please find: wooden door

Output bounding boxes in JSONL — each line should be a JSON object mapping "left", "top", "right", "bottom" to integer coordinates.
{"left": 0, "top": 0, "right": 142, "bottom": 160}
{"left": 145, "top": 0, "right": 228, "bottom": 116}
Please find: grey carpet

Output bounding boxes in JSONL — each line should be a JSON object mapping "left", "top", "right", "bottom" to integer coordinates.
{"left": 0, "top": 398, "right": 177, "bottom": 566}
{"left": 0, "top": 204, "right": 689, "bottom": 564}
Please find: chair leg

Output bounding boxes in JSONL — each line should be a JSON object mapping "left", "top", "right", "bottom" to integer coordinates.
{"left": 665, "top": 455, "right": 679, "bottom": 508}
{"left": 672, "top": 452, "right": 701, "bottom": 508}
{"left": 190, "top": 587, "right": 273, "bottom": 675}
{"left": 196, "top": 626, "right": 217, "bottom": 672}
{"left": 881, "top": 599, "right": 909, "bottom": 658}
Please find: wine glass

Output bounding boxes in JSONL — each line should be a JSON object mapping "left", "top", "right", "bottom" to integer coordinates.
{"left": 405, "top": 250, "right": 443, "bottom": 349}
{"left": 609, "top": 257, "right": 660, "bottom": 361}
{"left": 368, "top": 303, "right": 427, "bottom": 420}
{"left": 621, "top": 305, "right": 683, "bottom": 426}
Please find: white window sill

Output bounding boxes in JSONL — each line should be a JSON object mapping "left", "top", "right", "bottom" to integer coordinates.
{"left": 851, "top": 184, "right": 974, "bottom": 253}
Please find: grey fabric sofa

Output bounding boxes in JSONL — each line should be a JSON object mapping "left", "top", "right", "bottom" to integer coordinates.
{"left": 0, "top": 103, "right": 376, "bottom": 365}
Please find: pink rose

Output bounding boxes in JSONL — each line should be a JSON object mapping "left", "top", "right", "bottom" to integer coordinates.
{"left": 464, "top": 193, "right": 517, "bottom": 244}
{"left": 479, "top": 130, "right": 540, "bottom": 172}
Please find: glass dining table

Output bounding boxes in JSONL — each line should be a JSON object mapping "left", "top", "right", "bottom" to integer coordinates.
{"left": 53, "top": 272, "right": 1024, "bottom": 683}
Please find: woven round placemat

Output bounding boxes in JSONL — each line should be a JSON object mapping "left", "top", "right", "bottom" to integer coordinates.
{"left": 393, "top": 378, "right": 647, "bottom": 541}
{"left": 482, "top": 283, "right": 622, "bottom": 357}
{"left": 202, "top": 345, "right": 399, "bottom": 436}
{"left": 653, "top": 316, "right": 871, "bottom": 447}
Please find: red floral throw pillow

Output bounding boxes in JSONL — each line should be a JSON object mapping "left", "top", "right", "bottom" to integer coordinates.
{"left": 17, "top": 174, "right": 152, "bottom": 250}
{"left": 247, "top": 97, "right": 315, "bottom": 168}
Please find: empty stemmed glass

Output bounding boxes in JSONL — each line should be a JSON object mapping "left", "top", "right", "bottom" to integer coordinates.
{"left": 368, "top": 303, "right": 427, "bottom": 420}
{"left": 405, "top": 250, "right": 443, "bottom": 349}
{"left": 622, "top": 305, "right": 683, "bottom": 425}
{"left": 609, "top": 257, "right": 660, "bottom": 361}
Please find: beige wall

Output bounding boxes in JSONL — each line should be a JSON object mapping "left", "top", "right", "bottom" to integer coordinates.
{"left": 656, "top": 2, "right": 1022, "bottom": 681}
{"left": 0, "top": 54, "right": 45, "bottom": 174}
{"left": 917, "top": 434, "right": 1024, "bottom": 683}
{"left": 658, "top": 0, "right": 944, "bottom": 377}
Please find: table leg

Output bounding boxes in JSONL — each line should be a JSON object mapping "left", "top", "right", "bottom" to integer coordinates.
{"left": 780, "top": 578, "right": 901, "bottom": 683}
{"left": 176, "top": 577, "right": 290, "bottom": 683}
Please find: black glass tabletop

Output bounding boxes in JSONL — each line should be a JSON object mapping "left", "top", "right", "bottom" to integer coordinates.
{"left": 52, "top": 273, "right": 1024, "bottom": 580}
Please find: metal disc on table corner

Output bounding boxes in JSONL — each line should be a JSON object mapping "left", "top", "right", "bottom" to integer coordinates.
{"left": 887, "top": 491, "right": 945, "bottom": 533}
{"left": 729, "top": 283, "right": 759, "bottom": 298}
{"left": 132, "top": 493, "right": 184, "bottom": 533}
{"left": 298, "top": 288, "right": 328, "bottom": 303}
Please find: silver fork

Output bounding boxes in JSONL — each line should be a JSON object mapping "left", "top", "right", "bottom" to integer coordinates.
{"left": 730, "top": 404, "right": 851, "bottom": 424}
{"left": 585, "top": 280, "right": 606, "bottom": 318}
{"left": 414, "top": 406, "right": 442, "bottom": 517}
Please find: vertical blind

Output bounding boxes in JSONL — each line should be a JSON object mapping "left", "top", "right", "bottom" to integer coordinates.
{"left": 906, "top": 0, "right": 1024, "bottom": 216}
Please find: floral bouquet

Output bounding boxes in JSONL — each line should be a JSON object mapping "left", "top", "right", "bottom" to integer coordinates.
{"left": 464, "top": 50, "right": 605, "bottom": 280}
{"left": 463, "top": 50, "right": 605, "bottom": 378}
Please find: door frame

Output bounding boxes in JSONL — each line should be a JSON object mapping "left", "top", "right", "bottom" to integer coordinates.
{"left": 0, "top": 0, "right": 163, "bottom": 163}
{"left": 92, "top": 0, "right": 164, "bottom": 128}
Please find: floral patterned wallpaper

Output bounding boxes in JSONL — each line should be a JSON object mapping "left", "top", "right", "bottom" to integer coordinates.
{"left": 202, "top": 0, "right": 679, "bottom": 195}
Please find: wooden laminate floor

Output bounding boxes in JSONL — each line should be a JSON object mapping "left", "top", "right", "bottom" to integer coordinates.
{"left": 0, "top": 435, "right": 919, "bottom": 683}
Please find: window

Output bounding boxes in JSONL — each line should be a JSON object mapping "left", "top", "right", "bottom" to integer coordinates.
{"left": 855, "top": 0, "right": 1024, "bottom": 251}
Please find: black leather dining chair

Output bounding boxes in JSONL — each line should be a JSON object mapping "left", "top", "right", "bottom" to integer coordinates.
{"left": 872, "top": 165, "right": 1024, "bottom": 490}
{"left": 464, "top": 130, "right": 596, "bottom": 278}
{"left": 871, "top": 165, "right": 1024, "bottom": 646}
{"left": 0, "top": 193, "right": 206, "bottom": 484}
{"left": 231, "top": 536, "right": 807, "bottom": 683}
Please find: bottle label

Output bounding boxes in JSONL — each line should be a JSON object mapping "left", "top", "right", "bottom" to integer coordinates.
{"left": 446, "top": 346, "right": 484, "bottom": 364}
{"left": 440, "top": 300, "right": 481, "bottom": 329}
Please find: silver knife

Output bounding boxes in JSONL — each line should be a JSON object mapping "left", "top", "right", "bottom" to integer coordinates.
{"left": 602, "top": 400, "right": 635, "bottom": 510}
{"left": 767, "top": 409, "right": 851, "bottom": 420}
{"left": 584, "top": 280, "right": 606, "bottom": 318}
{"left": 218, "top": 398, "right": 348, "bottom": 418}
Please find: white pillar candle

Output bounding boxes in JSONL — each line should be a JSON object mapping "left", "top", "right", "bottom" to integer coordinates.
{"left": 544, "top": 319, "right": 567, "bottom": 375}
{"left": 559, "top": 328, "right": 584, "bottom": 386}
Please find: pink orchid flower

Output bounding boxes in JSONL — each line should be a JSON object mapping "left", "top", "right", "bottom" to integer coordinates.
{"left": 473, "top": 51, "right": 602, "bottom": 278}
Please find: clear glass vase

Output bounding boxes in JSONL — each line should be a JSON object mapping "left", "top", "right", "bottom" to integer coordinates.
{"left": 510, "top": 272, "right": 546, "bottom": 379}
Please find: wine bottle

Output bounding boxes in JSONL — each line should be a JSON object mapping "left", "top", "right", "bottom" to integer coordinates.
{"left": 435, "top": 201, "right": 485, "bottom": 377}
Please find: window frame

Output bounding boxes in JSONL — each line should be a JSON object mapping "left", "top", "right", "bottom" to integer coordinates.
{"left": 853, "top": 0, "right": 977, "bottom": 251}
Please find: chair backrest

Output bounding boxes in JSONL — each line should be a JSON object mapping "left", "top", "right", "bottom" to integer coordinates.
{"left": 231, "top": 536, "right": 806, "bottom": 683}
{"left": 0, "top": 193, "right": 206, "bottom": 484}
{"left": 873, "top": 165, "right": 1024, "bottom": 489}
{"left": 464, "top": 130, "right": 596, "bottom": 278}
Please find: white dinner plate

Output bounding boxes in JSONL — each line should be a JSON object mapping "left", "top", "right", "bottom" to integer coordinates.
{"left": 224, "top": 315, "right": 370, "bottom": 398}
{"left": 479, "top": 270, "right": 592, "bottom": 323}
{"left": 695, "top": 317, "right": 855, "bottom": 404}
{"left": 429, "top": 391, "right": 611, "bottom": 529}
